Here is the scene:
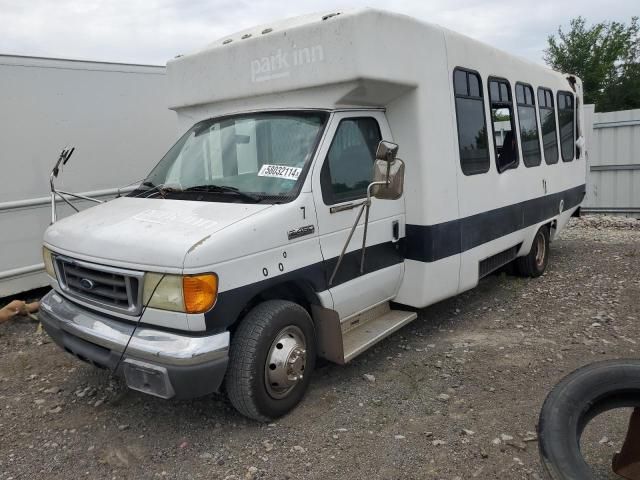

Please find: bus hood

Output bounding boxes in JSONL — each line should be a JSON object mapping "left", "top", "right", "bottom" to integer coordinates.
{"left": 43, "top": 197, "right": 271, "bottom": 270}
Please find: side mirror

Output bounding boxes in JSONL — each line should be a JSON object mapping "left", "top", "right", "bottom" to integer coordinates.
{"left": 372, "top": 158, "right": 405, "bottom": 200}
{"left": 375, "top": 140, "right": 399, "bottom": 162}
{"left": 372, "top": 140, "right": 404, "bottom": 200}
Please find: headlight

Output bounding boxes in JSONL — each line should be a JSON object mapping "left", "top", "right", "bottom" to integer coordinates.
{"left": 43, "top": 247, "right": 56, "bottom": 279}
{"left": 143, "top": 273, "right": 218, "bottom": 314}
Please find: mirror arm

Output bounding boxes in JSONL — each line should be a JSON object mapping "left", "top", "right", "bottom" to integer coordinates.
{"left": 48, "top": 146, "right": 102, "bottom": 224}
{"left": 55, "top": 191, "right": 81, "bottom": 214}
{"left": 50, "top": 148, "right": 69, "bottom": 223}
{"left": 358, "top": 180, "right": 390, "bottom": 274}
{"left": 328, "top": 151, "right": 397, "bottom": 285}
{"left": 328, "top": 201, "right": 367, "bottom": 286}
{"left": 56, "top": 190, "right": 105, "bottom": 204}
{"left": 50, "top": 169, "right": 58, "bottom": 224}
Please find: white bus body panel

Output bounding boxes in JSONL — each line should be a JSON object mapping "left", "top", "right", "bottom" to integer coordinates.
{"left": 166, "top": 8, "right": 584, "bottom": 314}
{"left": 41, "top": 8, "right": 585, "bottom": 332}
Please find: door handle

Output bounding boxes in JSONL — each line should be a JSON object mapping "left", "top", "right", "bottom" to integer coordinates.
{"left": 392, "top": 220, "right": 400, "bottom": 242}
{"left": 330, "top": 201, "right": 365, "bottom": 214}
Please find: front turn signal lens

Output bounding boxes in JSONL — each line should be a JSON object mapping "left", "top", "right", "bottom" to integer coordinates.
{"left": 183, "top": 274, "right": 218, "bottom": 314}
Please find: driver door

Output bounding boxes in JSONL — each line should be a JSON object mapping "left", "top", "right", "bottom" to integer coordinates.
{"left": 312, "top": 111, "right": 405, "bottom": 320}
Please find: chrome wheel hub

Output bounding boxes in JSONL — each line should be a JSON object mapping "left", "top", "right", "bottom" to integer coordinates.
{"left": 264, "top": 326, "right": 307, "bottom": 399}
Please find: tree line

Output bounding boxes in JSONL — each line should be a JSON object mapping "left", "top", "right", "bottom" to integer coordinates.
{"left": 545, "top": 17, "right": 639, "bottom": 112}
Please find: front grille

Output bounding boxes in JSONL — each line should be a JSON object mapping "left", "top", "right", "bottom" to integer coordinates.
{"left": 54, "top": 256, "right": 143, "bottom": 315}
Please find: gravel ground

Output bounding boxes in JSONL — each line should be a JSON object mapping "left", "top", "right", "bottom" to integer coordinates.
{"left": 1, "top": 215, "right": 639, "bottom": 480}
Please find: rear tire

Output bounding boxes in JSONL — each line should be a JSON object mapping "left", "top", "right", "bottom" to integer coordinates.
{"left": 538, "top": 360, "right": 640, "bottom": 479}
{"left": 516, "top": 225, "right": 549, "bottom": 277}
{"left": 225, "top": 300, "right": 316, "bottom": 422}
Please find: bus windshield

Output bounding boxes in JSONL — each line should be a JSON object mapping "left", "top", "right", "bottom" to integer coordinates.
{"left": 134, "top": 111, "right": 328, "bottom": 203}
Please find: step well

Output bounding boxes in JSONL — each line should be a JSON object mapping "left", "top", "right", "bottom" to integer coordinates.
{"left": 343, "top": 309, "right": 417, "bottom": 363}
{"left": 314, "top": 303, "right": 417, "bottom": 365}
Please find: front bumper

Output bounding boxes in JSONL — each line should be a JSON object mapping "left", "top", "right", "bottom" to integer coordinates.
{"left": 40, "top": 290, "right": 229, "bottom": 399}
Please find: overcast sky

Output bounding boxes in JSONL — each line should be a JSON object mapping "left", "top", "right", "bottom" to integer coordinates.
{"left": 1, "top": 0, "right": 637, "bottom": 66}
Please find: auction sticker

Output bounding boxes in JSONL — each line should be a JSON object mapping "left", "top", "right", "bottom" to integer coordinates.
{"left": 258, "top": 164, "right": 302, "bottom": 180}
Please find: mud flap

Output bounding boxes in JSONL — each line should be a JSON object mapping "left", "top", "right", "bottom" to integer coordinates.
{"left": 613, "top": 408, "right": 640, "bottom": 480}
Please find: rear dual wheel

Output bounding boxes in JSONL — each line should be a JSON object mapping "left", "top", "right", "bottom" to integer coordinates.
{"left": 225, "top": 300, "right": 316, "bottom": 422}
{"left": 516, "top": 225, "right": 550, "bottom": 277}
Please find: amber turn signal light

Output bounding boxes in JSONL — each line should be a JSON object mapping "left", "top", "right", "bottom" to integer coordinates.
{"left": 182, "top": 274, "right": 218, "bottom": 313}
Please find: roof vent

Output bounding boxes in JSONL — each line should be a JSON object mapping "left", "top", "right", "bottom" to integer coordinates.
{"left": 261, "top": 28, "right": 273, "bottom": 35}
{"left": 222, "top": 39, "right": 233, "bottom": 45}
{"left": 322, "top": 12, "right": 341, "bottom": 21}
{"left": 241, "top": 33, "right": 252, "bottom": 40}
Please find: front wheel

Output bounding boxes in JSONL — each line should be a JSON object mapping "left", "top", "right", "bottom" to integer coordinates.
{"left": 516, "top": 225, "right": 550, "bottom": 277}
{"left": 225, "top": 300, "right": 316, "bottom": 422}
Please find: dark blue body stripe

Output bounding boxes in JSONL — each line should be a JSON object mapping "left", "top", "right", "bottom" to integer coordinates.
{"left": 404, "top": 184, "right": 586, "bottom": 262}
{"left": 204, "top": 183, "right": 586, "bottom": 331}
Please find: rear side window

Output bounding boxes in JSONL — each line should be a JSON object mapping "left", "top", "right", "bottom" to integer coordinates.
{"left": 537, "top": 87, "right": 559, "bottom": 164}
{"left": 515, "top": 83, "right": 541, "bottom": 167}
{"left": 557, "top": 91, "right": 575, "bottom": 162}
{"left": 321, "top": 117, "right": 381, "bottom": 204}
{"left": 489, "top": 77, "right": 518, "bottom": 173}
{"left": 453, "top": 68, "right": 490, "bottom": 175}
{"left": 576, "top": 97, "right": 582, "bottom": 159}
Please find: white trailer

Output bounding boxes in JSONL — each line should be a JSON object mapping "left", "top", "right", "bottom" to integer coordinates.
{"left": 38, "top": 9, "right": 585, "bottom": 421}
{"left": 0, "top": 55, "right": 178, "bottom": 296}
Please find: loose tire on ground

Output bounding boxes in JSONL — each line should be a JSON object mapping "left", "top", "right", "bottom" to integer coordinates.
{"left": 517, "top": 225, "right": 550, "bottom": 277}
{"left": 225, "top": 300, "right": 316, "bottom": 422}
{"left": 538, "top": 360, "right": 640, "bottom": 480}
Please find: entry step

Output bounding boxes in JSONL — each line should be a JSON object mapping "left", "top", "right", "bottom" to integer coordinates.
{"left": 342, "top": 308, "right": 417, "bottom": 363}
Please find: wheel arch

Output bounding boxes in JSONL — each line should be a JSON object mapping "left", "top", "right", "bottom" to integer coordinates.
{"left": 518, "top": 220, "right": 554, "bottom": 258}
{"left": 225, "top": 279, "right": 321, "bottom": 334}
{"left": 247, "top": 279, "right": 320, "bottom": 313}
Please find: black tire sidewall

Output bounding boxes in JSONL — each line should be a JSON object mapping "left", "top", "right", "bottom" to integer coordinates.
{"left": 240, "top": 301, "right": 316, "bottom": 419}
{"left": 538, "top": 360, "right": 640, "bottom": 480}
{"left": 530, "top": 226, "right": 550, "bottom": 277}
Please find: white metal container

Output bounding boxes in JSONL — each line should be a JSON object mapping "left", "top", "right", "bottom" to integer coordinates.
{"left": 0, "top": 55, "right": 178, "bottom": 296}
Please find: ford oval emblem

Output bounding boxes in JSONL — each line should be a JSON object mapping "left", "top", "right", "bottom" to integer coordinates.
{"left": 80, "top": 278, "right": 95, "bottom": 290}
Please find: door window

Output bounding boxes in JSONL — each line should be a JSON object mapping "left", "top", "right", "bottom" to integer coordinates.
{"left": 321, "top": 117, "right": 382, "bottom": 204}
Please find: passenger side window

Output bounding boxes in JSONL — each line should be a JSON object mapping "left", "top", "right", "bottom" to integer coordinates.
{"left": 453, "top": 68, "right": 490, "bottom": 175}
{"left": 537, "top": 88, "right": 559, "bottom": 165}
{"left": 321, "top": 117, "right": 381, "bottom": 204}
{"left": 489, "top": 77, "right": 519, "bottom": 173}
{"left": 515, "top": 83, "right": 541, "bottom": 167}
{"left": 558, "top": 91, "right": 575, "bottom": 162}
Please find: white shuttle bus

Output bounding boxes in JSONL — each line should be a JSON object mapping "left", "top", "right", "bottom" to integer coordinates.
{"left": 39, "top": 9, "right": 586, "bottom": 421}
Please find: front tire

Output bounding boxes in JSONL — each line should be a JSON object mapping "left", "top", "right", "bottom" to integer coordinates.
{"left": 516, "top": 225, "right": 550, "bottom": 277}
{"left": 225, "top": 300, "right": 316, "bottom": 422}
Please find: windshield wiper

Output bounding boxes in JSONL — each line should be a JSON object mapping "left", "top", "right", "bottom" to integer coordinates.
{"left": 130, "top": 181, "right": 164, "bottom": 198}
{"left": 134, "top": 182, "right": 183, "bottom": 199}
{"left": 183, "top": 184, "right": 262, "bottom": 202}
